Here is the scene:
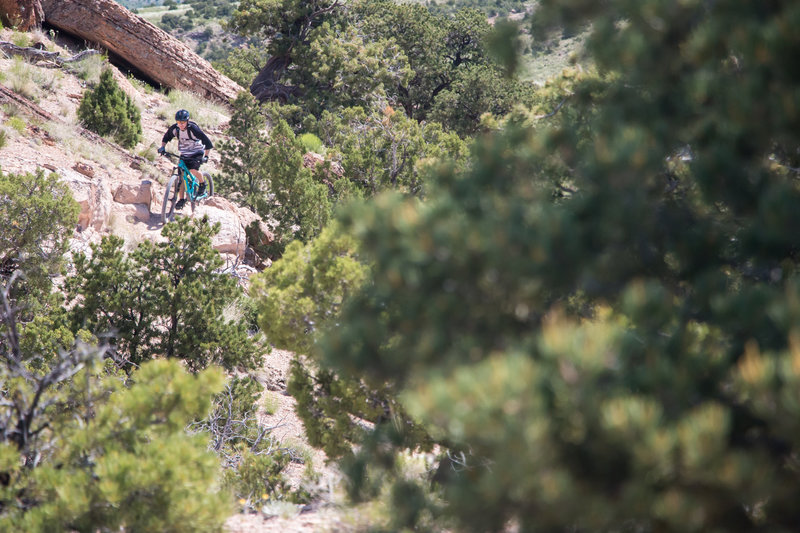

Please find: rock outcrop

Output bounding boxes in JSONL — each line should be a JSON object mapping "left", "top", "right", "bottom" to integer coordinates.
{"left": 60, "top": 174, "right": 274, "bottom": 266}
{"left": 40, "top": 0, "right": 243, "bottom": 104}
{"left": 0, "top": 0, "right": 43, "bottom": 31}
{"left": 60, "top": 169, "right": 113, "bottom": 232}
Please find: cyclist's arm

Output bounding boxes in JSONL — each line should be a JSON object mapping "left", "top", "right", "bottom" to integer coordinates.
{"left": 161, "top": 125, "right": 176, "bottom": 147}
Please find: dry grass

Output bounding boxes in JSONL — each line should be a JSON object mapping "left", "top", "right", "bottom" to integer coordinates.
{"left": 9, "top": 30, "right": 30, "bottom": 47}
{"left": 137, "top": 142, "right": 159, "bottom": 161}
{"left": 43, "top": 120, "right": 124, "bottom": 169}
{"left": 5, "top": 116, "right": 26, "bottom": 134}
{"left": 161, "top": 89, "right": 230, "bottom": 129}
{"left": 127, "top": 74, "right": 156, "bottom": 95}
{"left": 67, "top": 53, "right": 106, "bottom": 84}
{"left": 6, "top": 56, "right": 61, "bottom": 101}
{"left": 261, "top": 391, "right": 279, "bottom": 416}
{"left": 29, "top": 28, "right": 58, "bottom": 51}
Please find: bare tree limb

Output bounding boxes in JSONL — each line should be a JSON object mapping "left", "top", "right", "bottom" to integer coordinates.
{"left": 0, "top": 41, "right": 100, "bottom": 68}
{"left": 0, "top": 276, "right": 104, "bottom": 453}
{"left": 534, "top": 97, "right": 569, "bottom": 120}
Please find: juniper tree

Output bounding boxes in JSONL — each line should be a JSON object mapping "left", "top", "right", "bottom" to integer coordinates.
{"left": 229, "top": 0, "right": 533, "bottom": 137}
{"left": 263, "top": 119, "right": 331, "bottom": 249}
{"left": 217, "top": 91, "right": 271, "bottom": 214}
{"left": 251, "top": 225, "right": 430, "bottom": 460}
{"left": 300, "top": 0, "right": 800, "bottom": 531}
{"left": 67, "top": 216, "right": 261, "bottom": 372}
{"left": 0, "top": 169, "right": 79, "bottom": 310}
{"left": 78, "top": 67, "right": 142, "bottom": 148}
{"left": 0, "top": 181, "right": 230, "bottom": 532}
{"left": 0, "top": 331, "right": 231, "bottom": 532}
{"left": 311, "top": 106, "right": 468, "bottom": 198}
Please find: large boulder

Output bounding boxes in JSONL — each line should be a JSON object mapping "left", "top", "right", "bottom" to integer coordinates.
{"left": 113, "top": 180, "right": 154, "bottom": 208}
{"left": 115, "top": 203, "right": 152, "bottom": 224}
{"left": 0, "top": 0, "right": 43, "bottom": 31}
{"left": 193, "top": 204, "right": 247, "bottom": 256}
{"left": 203, "top": 196, "right": 275, "bottom": 246}
{"left": 40, "top": 0, "right": 242, "bottom": 104}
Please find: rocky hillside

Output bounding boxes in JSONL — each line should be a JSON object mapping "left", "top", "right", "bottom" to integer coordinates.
{"left": 0, "top": 27, "right": 268, "bottom": 267}
{"left": 0, "top": 26, "right": 362, "bottom": 533}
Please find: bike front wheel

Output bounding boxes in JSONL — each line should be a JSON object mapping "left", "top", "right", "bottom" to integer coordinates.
{"left": 161, "top": 174, "right": 182, "bottom": 223}
{"left": 202, "top": 172, "right": 214, "bottom": 199}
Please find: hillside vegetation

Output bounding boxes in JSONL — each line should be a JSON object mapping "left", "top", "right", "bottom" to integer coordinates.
{"left": 116, "top": 0, "right": 567, "bottom": 85}
{"left": 3, "top": 0, "right": 800, "bottom": 532}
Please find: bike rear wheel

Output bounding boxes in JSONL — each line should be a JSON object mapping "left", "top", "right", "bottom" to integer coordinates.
{"left": 161, "top": 174, "right": 182, "bottom": 223}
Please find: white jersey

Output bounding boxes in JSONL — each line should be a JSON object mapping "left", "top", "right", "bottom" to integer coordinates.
{"left": 176, "top": 127, "right": 205, "bottom": 157}
{"left": 162, "top": 121, "right": 213, "bottom": 157}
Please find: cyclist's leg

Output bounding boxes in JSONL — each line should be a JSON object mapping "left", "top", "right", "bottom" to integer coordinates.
{"left": 179, "top": 172, "right": 186, "bottom": 200}
{"left": 190, "top": 168, "right": 204, "bottom": 183}
{"left": 183, "top": 153, "right": 205, "bottom": 185}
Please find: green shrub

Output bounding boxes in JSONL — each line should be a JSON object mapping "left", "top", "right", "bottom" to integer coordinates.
{"left": 222, "top": 448, "right": 293, "bottom": 506}
{"left": 78, "top": 68, "right": 142, "bottom": 148}
{"left": 66, "top": 217, "right": 262, "bottom": 372}
{"left": 0, "top": 359, "right": 232, "bottom": 532}
{"left": 297, "top": 132, "right": 325, "bottom": 154}
{"left": 0, "top": 129, "right": 6, "bottom": 148}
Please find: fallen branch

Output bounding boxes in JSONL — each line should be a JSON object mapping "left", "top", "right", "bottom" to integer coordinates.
{"left": 0, "top": 41, "right": 100, "bottom": 68}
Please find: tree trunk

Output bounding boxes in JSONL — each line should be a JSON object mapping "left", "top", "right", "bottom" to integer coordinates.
{"left": 0, "top": 0, "right": 43, "bottom": 31}
{"left": 249, "top": 54, "right": 299, "bottom": 103}
{"left": 40, "top": 0, "right": 243, "bottom": 105}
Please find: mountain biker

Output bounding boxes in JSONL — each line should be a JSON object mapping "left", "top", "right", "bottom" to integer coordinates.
{"left": 158, "top": 109, "right": 213, "bottom": 210}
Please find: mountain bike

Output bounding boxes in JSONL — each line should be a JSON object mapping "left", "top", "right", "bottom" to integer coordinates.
{"left": 160, "top": 151, "right": 214, "bottom": 223}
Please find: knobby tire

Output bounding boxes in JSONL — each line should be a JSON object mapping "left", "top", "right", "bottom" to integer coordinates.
{"left": 202, "top": 172, "right": 214, "bottom": 199}
{"left": 161, "top": 174, "right": 182, "bottom": 223}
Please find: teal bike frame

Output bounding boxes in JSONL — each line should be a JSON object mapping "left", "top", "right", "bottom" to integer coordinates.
{"left": 160, "top": 151, "right": 214, "bottom": 223}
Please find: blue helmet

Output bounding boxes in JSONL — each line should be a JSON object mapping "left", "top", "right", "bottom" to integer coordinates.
{"left": 175, "top": 109, "right": 190, "bottom": 121}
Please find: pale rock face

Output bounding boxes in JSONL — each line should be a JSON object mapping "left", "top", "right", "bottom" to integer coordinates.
{"left": 203, "top": 195, "right": 238, "bottom": 212}
{"left": 193, "top": 204, "right": 248, "bottom": 256}
{"left": 66, "top": 226, "right": 103, "bottom": 274}
{"left": 115, "top": 203, "right": 153, "bottom": 224}
{"left": 62, "top": 174, "right": 93, "bottom": 231}
{"left": 90, "top": 180, "right": 113, "bottom": 232}
{"left": 63, "top": 171, "right": 273, "bottom": 261}
{"left": 59, "top": 169, "right": 113, "bottom": 231}
{"left": 113, "top": 180, "right": 154, "bottom": 207}
{"left": 197, "top": 197, "right": 275, "bottom": 256}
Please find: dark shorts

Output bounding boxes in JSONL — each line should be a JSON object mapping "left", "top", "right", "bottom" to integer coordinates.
{"left": 181, "top": 152, "right": 204, "bottom": 170}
